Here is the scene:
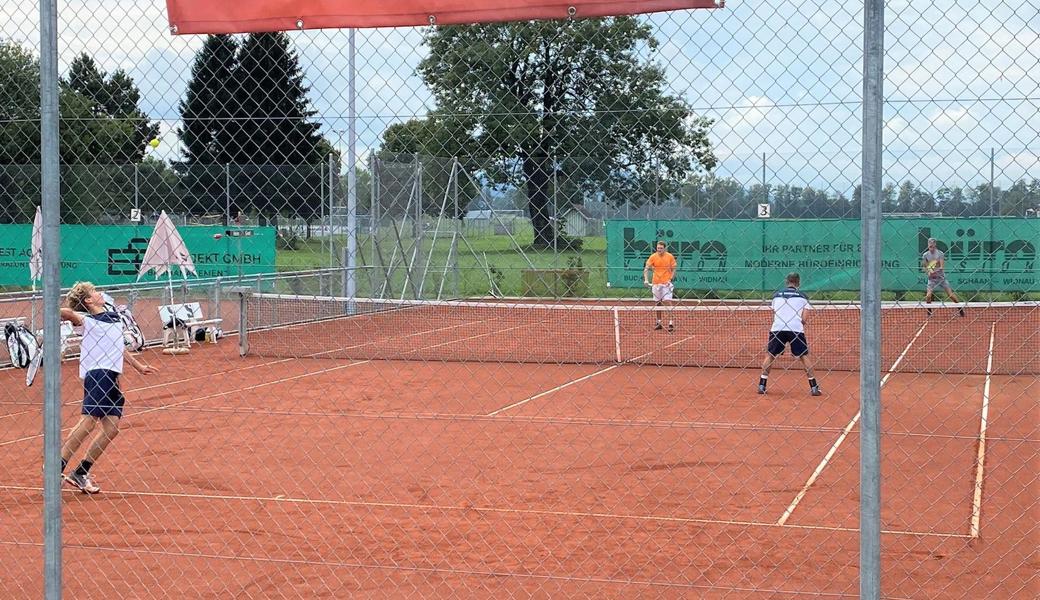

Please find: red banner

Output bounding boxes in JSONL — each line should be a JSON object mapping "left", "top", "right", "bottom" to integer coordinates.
{"left": 165, "top": 1, "right": 721, "bottom": 34}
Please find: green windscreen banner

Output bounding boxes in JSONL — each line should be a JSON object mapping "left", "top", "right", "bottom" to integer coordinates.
{"left": 0, "top": 225, "right": 276, "bottom": 287}
{"left": 606, "top": 218, "right": 1038, "bottom": 292}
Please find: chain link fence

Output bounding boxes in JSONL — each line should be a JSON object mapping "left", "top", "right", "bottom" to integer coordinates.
{"left": 1, "top": 1, "right": 1037, "bottom": 597}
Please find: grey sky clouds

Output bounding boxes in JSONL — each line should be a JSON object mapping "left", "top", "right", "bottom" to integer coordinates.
{"left": 2, "top": 0, "right": 1036, "bottom": 193}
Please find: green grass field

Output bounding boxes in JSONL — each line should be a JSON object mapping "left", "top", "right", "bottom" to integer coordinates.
{"left": 274, "top": 231, "right": 1037, "bottom": 302}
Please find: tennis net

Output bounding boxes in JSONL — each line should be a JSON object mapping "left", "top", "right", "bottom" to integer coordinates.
{"left": 237, "top": 293, "right": 1038, "bottom": 375}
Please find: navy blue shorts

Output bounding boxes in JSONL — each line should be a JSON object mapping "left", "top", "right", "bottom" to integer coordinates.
{"left": 82, "top": 369, "right": 125, "bottom": 418}
{"left": 767, "top": 331, "right": 810, "bottom": 357}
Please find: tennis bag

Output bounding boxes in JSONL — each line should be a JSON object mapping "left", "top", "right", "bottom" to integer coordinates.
{"left": 117, "top": 306, "right": 146, "bottom": 352}
{"left": 103, "top": 300, "right": 146, "bottom": 352}
{"left": 5, "top": 322, "right": 39, "bottom": 369}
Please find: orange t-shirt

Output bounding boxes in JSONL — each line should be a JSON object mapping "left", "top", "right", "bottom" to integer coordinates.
{"left": 645, "top": 252, "right": 677, "bottom": 284}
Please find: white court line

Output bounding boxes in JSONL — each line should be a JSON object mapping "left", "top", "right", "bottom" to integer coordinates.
{"left": 1, "top": 314, "right": 511, "bottom": 430}
{"left": 486, "top": 365, "right": 620, "bottom": 416}
{"left": 969, "top": 322, "right": 996, "bottom": 538}
{"left": 776, "top": 319, "right": 930, "bottom": 526}
{"left": 305, "top": 313, "right": 516, "bottom": 359}
{"left": 396, "top": 322, "right": 533, "bottom": 355}
{"left": 486, "top": 328, "right": 702, "bottom": 416}
{"left": 0, "top": 356, "right": 294, "bottom": 422}
{"left": 0, "top": 484, "right": 970, "bottom": 539}
{"left": 131, "top": 360, "right": 371, "bottom": 417}
{"left": 0, "top": 359, "right": 371, "bottom": 448}
{"left": 0, "top": 313, "right": 528, "bottom": 442}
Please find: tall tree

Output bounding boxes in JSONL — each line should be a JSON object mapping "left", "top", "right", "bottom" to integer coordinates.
{"left": 228, "top": 32, "right": 321, "bottom": 166}
{"left": 177, "top": 35, "right": 239, "bottom": 221}
{"left": 0, "top": 42, "right": 144, "bottom": 223}
{"left": 65, "top": 54, "right": 159, "bottom": 164}
{"left": 1002, "top": 179, "right": 1030, "bottom": 216}
{"left": 230, "top": 32, "right": 324, "bottom": 225}
{"left": 404, "top": 17, "right": 716, "bottom": 248}
{"left": 177, "top": 32, "right": 327, "bottom": 224}
{"left": 178, "top": 34, "right": 239, "bottom": 165}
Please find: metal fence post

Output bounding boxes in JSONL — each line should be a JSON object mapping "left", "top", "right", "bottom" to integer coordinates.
{"left": 39, "top": 0, "right": 63, "bottom": 597}
{"left": 861, "top": 1, "right": 885, "bottom": 597}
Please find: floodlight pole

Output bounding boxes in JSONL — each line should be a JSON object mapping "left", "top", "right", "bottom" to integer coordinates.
{"left": 343, "top": 28, "right": 358, "bottom": 305}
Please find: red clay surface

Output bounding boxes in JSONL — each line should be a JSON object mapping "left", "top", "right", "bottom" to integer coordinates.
{"left": 0, "top": 322, "right": 1036, "bottom": 598}
{"left": 246, "top": 299, "right": 1038, "bottom": 375}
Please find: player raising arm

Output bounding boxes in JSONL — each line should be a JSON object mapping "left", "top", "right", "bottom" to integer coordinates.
{"left": 58, "top": 282, "right": 157, "bottom": 494}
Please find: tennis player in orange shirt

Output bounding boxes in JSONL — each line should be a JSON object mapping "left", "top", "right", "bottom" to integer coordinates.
{"left": 643, "top": 241, "right": 677, "bottom": 331}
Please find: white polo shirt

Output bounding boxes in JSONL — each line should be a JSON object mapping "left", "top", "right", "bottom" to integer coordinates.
{"left": 79, "top": 312, "right": 125, "bottom": 378}
{"left": 770, "top": 287, "right": 810, "bottom": 333}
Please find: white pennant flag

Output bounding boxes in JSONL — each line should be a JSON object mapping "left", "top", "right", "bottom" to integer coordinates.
{"left": 137, "top": 211, "right": 197, "bottom": 280}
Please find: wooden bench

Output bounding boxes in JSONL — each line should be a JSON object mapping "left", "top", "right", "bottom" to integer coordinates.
{"left": 158, "top": 302, "right": 223, "bottom": 346}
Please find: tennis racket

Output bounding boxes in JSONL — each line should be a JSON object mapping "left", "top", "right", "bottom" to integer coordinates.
{"left": 25, "top": 344, "right": 43, "bottom": 387}
{"left": 26, "top": 329, "right": 72, "bottom": 388}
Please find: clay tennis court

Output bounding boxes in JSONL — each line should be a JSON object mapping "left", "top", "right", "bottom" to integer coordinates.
{"left": 0, "top": 299, "right": 1036, "bottom": 597}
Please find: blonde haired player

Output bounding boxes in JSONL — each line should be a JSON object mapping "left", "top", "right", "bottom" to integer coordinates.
{"left": 922, "top": 237, "right": 964, "bottom": 317}
{"left": 58, "top": 282, "right": 157, "bottom": 493}
{"left": 643, "top": 241, "right": 677, "bottom": 331}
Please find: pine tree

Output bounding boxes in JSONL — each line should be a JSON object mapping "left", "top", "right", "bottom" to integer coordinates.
{"left": 227, "top": 32, "right": 324, "bottom": 225}
{"left": 178, "top": 35, "right": 238, "bottom": 165}
{"left": 177, "top": 35, "right": 239, "bottom": 220}
{"left": 178, "top": 32, "right": 326, "bottom": 224}
{"left": 228, "top": 32, "right": 321, "bottom": 166}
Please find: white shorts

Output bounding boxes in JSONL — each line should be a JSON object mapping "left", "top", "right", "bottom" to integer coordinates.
{"left": 652, "top": 283, "right": 674, "bottom": 302}
{"left": 926, "top": 275, "right": 951, "bottom": 292}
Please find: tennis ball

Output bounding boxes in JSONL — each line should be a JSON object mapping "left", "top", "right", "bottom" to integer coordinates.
{"left": 149, "top": 138, "right": 160, "bottom": 148}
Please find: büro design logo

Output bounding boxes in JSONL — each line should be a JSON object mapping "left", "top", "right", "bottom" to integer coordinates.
{"left": 918, "top": 227, "right": 1035, "bottom": 272}
{"left": 622, "top": 227, "right": 727, "bottom": 271}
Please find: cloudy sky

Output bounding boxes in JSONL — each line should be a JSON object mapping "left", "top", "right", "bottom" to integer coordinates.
{"left": 3, "top": 0, "right": 1037, "bottom": 195}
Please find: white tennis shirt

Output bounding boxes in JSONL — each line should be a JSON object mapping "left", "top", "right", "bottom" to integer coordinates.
{"left": 770, "top": 287, "right": 810, "bottom": 333}
{"left": 79, "top": 312, "right": 125, "bottom": 378}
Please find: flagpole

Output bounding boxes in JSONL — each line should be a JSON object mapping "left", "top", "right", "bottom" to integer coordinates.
{"left": 163, "top": 268, "right": 189, "bottom": 355}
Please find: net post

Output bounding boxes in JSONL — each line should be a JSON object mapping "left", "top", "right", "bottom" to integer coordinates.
{"left": 613, "top": 308, "right": 622, "bottom": 363}
{"left": 214, "top": 276, "right": 222, "bottom": 323}
{"left": 861, "top": 0, "right": 885, "bottom": 598}
{"left": 229, "top": 286, "right": 252, "bottom": 356}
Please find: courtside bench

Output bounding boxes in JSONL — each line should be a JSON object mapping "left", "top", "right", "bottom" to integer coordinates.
{"left": 158, "top": 302, "right": 222, "bottom": 346}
